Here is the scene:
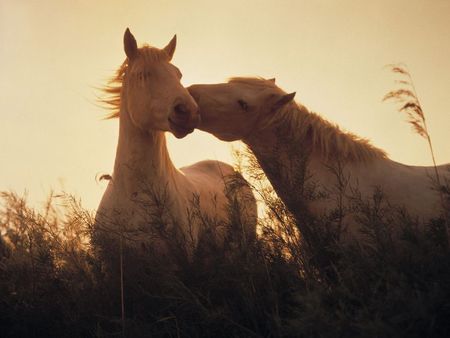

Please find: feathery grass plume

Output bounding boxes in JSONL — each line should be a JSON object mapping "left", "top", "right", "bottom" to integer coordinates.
{"left": 383, "top": 65, "right": 427, "bottom": 136}
{"left": 383, "top": 63, "right": 447, "bottom": 226}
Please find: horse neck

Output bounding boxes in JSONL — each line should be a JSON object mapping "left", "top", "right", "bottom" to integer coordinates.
{"left": 244, "top": 103, "right": 389, "bottom": 217}
{"left": 112, "top": 99, "right": 178, "bottom": 196}
{"left": 244, "top": 103, "right": 312, "bottom": 212}
{"left": 245, "top": 102, "right": 310, "bottom": 163}
{"left": 247, "top": 100, "right": 386, "bottom": 165}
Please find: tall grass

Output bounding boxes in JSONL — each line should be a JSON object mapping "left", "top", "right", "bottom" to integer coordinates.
{"left": 383, "top": 63, "right": 449, "bottom": 232}
{"left": 1, "top": 167, "right": 449, "bottom": 337}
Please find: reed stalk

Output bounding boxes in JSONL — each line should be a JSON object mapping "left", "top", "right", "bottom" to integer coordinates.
{"left": 384, "top": 63, "right": 447, "bottom": 231}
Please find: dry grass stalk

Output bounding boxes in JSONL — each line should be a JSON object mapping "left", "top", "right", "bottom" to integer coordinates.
{"left": 384, "top": 63, "right": 447, "bottom": 225}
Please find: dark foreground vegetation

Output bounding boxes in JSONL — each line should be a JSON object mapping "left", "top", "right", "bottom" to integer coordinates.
{"left": 1, "top": 158, "right": 449, "bottom": 338}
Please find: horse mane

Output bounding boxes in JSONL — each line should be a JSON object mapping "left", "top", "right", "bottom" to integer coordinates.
{"left": 229, "top": 77, "right": 387, "bottom": 162}
{"left": 100, "top": 45, "right": 170, "bottom": 119}
{"left": 229, "top": 77, "right": 275, "bottom": 88}
{"left": 281, "top": 102, "right": 387, "bottom": 162}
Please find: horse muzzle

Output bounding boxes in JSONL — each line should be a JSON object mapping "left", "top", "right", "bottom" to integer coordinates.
{"left": 168, "top": 103, "right": 200, "bottom": 139}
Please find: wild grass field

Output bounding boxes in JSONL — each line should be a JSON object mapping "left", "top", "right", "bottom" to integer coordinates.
{"left": 1, "top": 149, "right": 449, "bottom": 337}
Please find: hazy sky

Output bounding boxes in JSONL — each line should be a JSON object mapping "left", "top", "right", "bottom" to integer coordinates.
{"left": 1, "top": 0, "right": 449, "bottom": 210}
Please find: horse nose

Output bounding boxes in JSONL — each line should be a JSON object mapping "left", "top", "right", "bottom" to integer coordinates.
{"left": 174, "top": 103, "right": 192, "bottom": 123}
{"left": 173, "top": 98, "right": 199, "bottom": 124}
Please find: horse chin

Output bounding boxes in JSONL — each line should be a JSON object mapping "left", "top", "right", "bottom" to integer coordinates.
{"left": 215, "top": 133, "right": 240, "bottom": 142}
{"left": 168, "top": 119, "right": 195, "bottom": 139}
{"left": 172, "top": 129, "right": 192, "bottom": 139}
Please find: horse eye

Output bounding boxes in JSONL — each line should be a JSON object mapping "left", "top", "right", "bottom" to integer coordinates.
{"left": 238, "top": 99, "right": 248, "bottom": 111}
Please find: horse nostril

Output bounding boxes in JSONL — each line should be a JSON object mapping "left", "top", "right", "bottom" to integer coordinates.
{"left": 174, "top": 103, "right": 188, "bottom": 116}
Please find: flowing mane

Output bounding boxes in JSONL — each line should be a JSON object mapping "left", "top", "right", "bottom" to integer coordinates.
{"left": 229, "top": 77, "right": 387, "bottom": 162}
{"left": 285, "top": 104, "right": 387, "bottom": 162}
{"left": 101, "top": 46, "right": 170, "bottom": 119}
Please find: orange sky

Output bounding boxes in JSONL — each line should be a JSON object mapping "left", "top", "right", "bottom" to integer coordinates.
{"left": 1, "top": 0, "right": 449, "bottom": 210}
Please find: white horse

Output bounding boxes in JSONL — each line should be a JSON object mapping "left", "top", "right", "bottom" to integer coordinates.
{"left": 95, "top": 31, "right": 256, "bottom": 258}
{"left": 188, "top": 77, "right": 449, "bottom": 241}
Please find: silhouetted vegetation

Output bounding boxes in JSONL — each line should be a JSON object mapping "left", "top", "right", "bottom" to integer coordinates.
{"left": 1, "top": 157, "right": 449, "bottom": 338}
{"left": 384, "top": 63, "right": 449, "bottom": 237}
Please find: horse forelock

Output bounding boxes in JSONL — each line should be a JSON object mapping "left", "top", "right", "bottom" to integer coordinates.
{"left": 136, "top": 45, "right": 170, "bottom": 65}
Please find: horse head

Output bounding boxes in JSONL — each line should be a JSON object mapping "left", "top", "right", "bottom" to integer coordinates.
{"left": 123, "top": 29, "right": 199, "bottom": 138}
{"left": 188, "top": 77, "right": 295, "bottom": 141}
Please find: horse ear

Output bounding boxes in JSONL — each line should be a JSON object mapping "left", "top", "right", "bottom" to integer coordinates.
{"left": 163, "top": 35, "right": 177, "bottom": 60}
{"left": 273, "top": 92, "right": 296, "bottom": 111}
{"left": 124, "top": 28, "right": 138, "bottom": 60}
{"left": 268, "top": 78, "right": 276, "bottom": 83}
